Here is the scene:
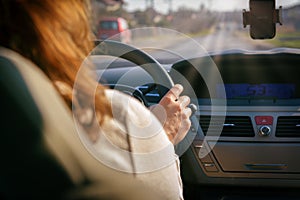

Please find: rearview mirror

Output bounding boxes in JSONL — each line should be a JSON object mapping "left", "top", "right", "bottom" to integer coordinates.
{"left": 243, "top": 0, "right": 282, "bottom": 39}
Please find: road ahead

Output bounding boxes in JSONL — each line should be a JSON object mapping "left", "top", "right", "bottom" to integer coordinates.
{"left": 131, "top": 24, "right": 274, "bottom": 61}
{"left": 194, "top": 23, "right": 274, "bottom": 52}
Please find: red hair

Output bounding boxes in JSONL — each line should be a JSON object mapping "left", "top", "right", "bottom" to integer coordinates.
{"left": 0, "top": 0, "right": 112, "bottom": 139}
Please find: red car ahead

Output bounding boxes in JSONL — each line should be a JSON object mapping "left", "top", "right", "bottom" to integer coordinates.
{"left": 97, "top": 17, "right": 131, "bottom": 44}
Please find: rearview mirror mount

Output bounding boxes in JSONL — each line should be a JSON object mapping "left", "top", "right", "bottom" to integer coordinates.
{"left": 243, "top": 0, "right": 282, "bottom": 39}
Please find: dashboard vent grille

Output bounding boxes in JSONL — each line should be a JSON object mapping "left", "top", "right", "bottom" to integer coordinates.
{"left": 200, "top": 115, "right": 255, "bottom": 137}
{"left": 276, "top": 116, "right": 300, "bottom": 137}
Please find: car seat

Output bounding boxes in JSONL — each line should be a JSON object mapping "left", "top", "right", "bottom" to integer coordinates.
{"left": 0, "top": 47, "right": 157, "bottom": 200}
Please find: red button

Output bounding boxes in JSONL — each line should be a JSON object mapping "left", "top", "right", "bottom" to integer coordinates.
{"left": 255, "top": 116, "right": 273, "bottom": 125}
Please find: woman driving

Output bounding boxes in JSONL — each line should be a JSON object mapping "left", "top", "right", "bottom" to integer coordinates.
{"left": 0, "top": 0, "right": 192, "bottom": 199}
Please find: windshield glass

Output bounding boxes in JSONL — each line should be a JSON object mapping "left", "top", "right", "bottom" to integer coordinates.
{"left": 91, "top": 0, "right": 300, "bottom": 61}
{"left": 100, "top": 21, "right": 118, "bottom": 30}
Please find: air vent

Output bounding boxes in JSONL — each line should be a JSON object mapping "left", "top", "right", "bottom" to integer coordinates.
{"left": 200, "top": 115, "right": 255, "bottom": 137}
{"left": 276, "top": 116, "right": 300, "bottom": 137}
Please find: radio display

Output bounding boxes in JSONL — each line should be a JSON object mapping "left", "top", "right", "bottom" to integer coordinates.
{"left": 216, "top": 84, "right": 296, "bottom": 99}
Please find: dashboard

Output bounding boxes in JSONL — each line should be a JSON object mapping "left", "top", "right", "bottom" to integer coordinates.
{"left": 94, "top": 48, "right": 300, "bottom": 199}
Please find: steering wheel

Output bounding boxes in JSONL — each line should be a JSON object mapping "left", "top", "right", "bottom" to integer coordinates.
{"left": 93, "top": 40, "right": 199, "bottom": 155}
{"left": 94, "top": 40, "right": 173, "bottom": 99}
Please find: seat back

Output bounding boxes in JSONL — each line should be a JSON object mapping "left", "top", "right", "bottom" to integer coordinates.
{"left": 0, "top": 47, "right": 157, "bottom": 199}
{"left": 0, "top": 51, "right": 74, "bottom": 199}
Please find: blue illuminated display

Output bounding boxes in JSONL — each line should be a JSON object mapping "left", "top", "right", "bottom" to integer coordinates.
{"left": 217, "top": 84, "right": 295, "bottom": 99}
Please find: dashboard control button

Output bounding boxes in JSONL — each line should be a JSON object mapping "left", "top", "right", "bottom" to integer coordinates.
{"left": 255, "top": 116, "right": 273, "bottom": 125}
{"left": 198, "top": 146, "right": 208, "bottom": 158}
{"left": 197, "top": 147, "right": 213, "bottom": 163}
{"left": 259, "top": 125, "right": 271, "bottom": 136}
{"left": 203, "top": 163, "right": 218, "bottom": 172}
{"left": 201, "top": 154, "right": 213, "bottom": 163}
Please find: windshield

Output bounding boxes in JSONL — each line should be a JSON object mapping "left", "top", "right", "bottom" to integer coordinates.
{"left": 100, "top": 21, "right": 118, "bottom": 30}
{"left": 91, "top": 0, "right": 300, "bottom": 61}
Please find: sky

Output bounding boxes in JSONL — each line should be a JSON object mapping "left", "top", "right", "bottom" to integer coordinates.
{"left": 124, "top": 0, "right": 300, "bottom": 14}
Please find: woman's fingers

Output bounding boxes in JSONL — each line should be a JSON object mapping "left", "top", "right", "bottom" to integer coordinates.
{"left": 183, "top": 106, "right": 192, "bottom": 120}
{"left": 165, "top": 84, "right": 183, "bottom": 101}
{"left": 150, "top": 84, "right": 194, "bottom": 145}
{"left": 177, "top": 95, "right": 190, "bottom": 108}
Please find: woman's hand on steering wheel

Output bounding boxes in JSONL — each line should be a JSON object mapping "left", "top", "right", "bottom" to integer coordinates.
{"left": 150, "top": 84, "right": 192, "bottom": 145}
